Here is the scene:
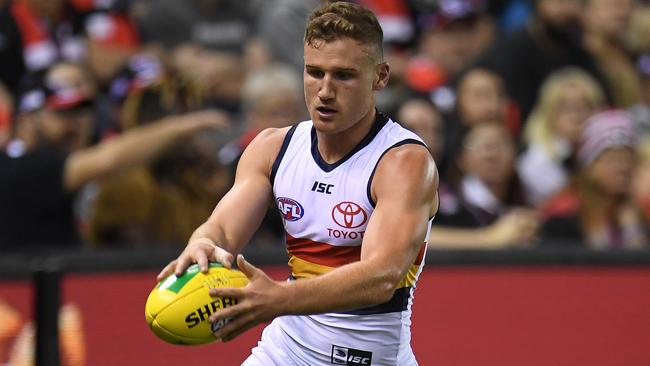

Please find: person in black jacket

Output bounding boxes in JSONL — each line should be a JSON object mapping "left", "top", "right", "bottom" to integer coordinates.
{"left": 0, "top": 62, "right": 228, "bottom": 251}
{"left": 474, "top": 0, "right": 609, "bottom": 122}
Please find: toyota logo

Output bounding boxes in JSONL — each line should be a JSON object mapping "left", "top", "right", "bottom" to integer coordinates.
{"left": 331, "top": 201, "right": 367, "bottom": 229}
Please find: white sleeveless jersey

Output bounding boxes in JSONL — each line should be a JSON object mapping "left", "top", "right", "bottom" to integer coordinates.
{"left": 267, "top": 113, "right": 432, "bottom": 366}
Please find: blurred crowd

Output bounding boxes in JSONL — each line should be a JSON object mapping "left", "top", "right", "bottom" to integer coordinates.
{"left": 0, "top": 0, "right": 649, "bottom": 253}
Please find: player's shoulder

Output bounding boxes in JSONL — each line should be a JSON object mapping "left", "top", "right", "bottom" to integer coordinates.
{"left": 241, "top": 126, "right": 295, "bottom": 174}
{"left": 374, "top": 142, "right": 438, "bottom": 191}
{"left": 248, "top": 126, "right": 293, "bottom": 152}
{"left": 381, "top": 142, "right": 435, "bottom": 171}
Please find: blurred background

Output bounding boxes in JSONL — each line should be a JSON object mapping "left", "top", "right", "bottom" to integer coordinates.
{"left": 0, "top": 0, "right": 649, "bottom": 365}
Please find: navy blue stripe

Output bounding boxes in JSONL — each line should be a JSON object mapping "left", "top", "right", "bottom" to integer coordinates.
{"left": 366, "top": 139, "right": 427, "bottom": 207}
{"left": 310, "top": 111, "right": 389, "bottom": 173}
{"left": 338, "top": 286, "right": 411, "bottom": 315}
{"left": 270, "top": 125, "right": 298, "bottom": 186}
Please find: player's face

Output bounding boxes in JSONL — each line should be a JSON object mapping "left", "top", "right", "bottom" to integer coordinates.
{"left": 303, "top": 37, "right": 388, "bottom": 135}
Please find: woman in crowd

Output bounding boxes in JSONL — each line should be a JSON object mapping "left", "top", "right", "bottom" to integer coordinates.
{"left": 518, "top": 67, "right": 606, "bottom": 205}
{"left": 540, "top": 110, "right": 648, "bottom": 249}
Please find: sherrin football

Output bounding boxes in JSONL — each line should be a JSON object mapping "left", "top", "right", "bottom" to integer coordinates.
{"left": 145, "top": 263, "right": 248, "bottom": 345}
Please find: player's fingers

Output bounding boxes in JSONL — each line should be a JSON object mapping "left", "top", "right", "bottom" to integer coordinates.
{"left": 236, "top": 254, "right": 260, "bottom": 279}
{"left": 174, "top": 256, "right": 192, "bottom": 277}
{"left": 212, "top": 312, "right": 252, "bottom": 340}
{"left": 209, "top": 287, "right": 242, "bottom": 299}
{"left": 209, "top": 306, "right": 237, "bottom": 326}
{"left": 196, "top": 251, "right": 209, "bottom": 273}
{"left": 156, "top": 260, "right": 177, "bottom": 281}
{"left": 215, "top": 247, "right": 234, "bottom": 269}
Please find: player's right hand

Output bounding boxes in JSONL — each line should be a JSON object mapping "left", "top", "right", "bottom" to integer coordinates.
{"left": 156, "top": 238, "right": 234, "bottom": 281}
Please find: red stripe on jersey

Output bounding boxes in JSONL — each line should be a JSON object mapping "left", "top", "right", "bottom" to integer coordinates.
{"left": 414, "top": 243, "right": 426, "bottom": 265}
{"left": 286, "top": 233, "right": 360, "bottom": 268}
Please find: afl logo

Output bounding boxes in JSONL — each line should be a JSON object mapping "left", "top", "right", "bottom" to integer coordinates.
{"left": 332, "top": 201, "right": 367, "bottom": 229}
{"left": 276, "top": 197, "right": 304, "bottom": 221}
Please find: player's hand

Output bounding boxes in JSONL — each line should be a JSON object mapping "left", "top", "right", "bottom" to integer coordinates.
{"left": 156, "top": 238, "right": 234, "bottom": 281}
{"left": 208, "top": 255, "right": 286, "bottom": 342}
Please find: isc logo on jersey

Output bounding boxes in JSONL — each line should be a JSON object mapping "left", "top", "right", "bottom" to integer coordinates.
{"left": 276, "top": 197, "right": 304, "bottom": 221}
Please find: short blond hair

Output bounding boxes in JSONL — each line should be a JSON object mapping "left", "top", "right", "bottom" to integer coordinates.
{"left": 305, "top": 1, "right": 384, "bottom": 61}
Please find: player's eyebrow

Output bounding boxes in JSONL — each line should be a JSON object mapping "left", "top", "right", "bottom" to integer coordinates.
{"left": 305, "top": 65, "right": 359, "bottom": 73}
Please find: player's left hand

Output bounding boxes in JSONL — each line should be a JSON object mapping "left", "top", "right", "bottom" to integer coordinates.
{"left": 208, "top": 254, "right": 287, "bottom": 342}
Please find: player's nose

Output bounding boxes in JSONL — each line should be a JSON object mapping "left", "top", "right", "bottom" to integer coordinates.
{"left": 317, "top": 76, "right": 335, "bottom": 100}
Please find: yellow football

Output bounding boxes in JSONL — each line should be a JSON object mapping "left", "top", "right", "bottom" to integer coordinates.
{"left": 145, "top": 263, "right": 248, "bottom": 345}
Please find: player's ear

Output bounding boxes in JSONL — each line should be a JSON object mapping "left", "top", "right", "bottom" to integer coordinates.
{"left": 373, "top": 62, "right": 390, "bottom": 91}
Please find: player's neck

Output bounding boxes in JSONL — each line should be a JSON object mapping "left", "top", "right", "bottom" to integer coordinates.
{"left": 316, "top": 108, "right": 376, "bottom": 164}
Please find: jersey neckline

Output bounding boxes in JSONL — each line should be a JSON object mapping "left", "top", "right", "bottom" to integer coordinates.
{"left": 310, "top": 111, "right": 389, "bottom": 173}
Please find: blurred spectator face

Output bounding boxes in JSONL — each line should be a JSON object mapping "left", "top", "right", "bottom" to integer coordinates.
{"left": 418, "top": 1, "right": 494, "bottom": 78}
{"left": 420, "top": 22, "right": 475, "bottom": 77}
{"left": 457, "top": 69, "right": 507, "bottom": 127}
{"left": 48, "top": 63, "right": 97, "bottom": 100}
{"left": 33, "top": 106, "right": 93, "bottom": 153}
{"left": 461, "top": 123, "right": 516, "bottom": 187}
{"left": 586, "top": 147, "right": 636, "bottom": 196}
{"left": 536, "top": 0, "right": 582, "bottom": 26}
{"left": 251, "top": 94, "right": 304, "bottom": 129}
{"left": 20, "top": 63, "right": 96, "bottom": 153}
{"left": 551, "top": 82, "right": 596, "bottom": 144}
{"left": 583, "top": 0, "right": 634, "bottom": 40}
{"left": 397, "top": 99, "right": 445, "bottom": 160}
{"left": 243, "top": 64, "right": 305, "bottom": 130}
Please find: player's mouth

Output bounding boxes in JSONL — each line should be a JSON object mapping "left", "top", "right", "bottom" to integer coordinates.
{"left": 316, "top": 106, "right": 338, "bottom": 118}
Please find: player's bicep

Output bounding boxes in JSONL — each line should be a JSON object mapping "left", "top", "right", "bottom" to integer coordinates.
{"left": 205, "top": 128, "right": 287, "bottom": 249}
{"left": 361, "top": 145, "right": 438, "bottom": 277}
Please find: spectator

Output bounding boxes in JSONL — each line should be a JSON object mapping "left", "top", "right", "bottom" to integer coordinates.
{"left": 0, "top": 62, "right": 228, "bottom": 251}
{"left": 398, "top": 98, "right": 538, "bottom": 248}
{"left": 582, "top": 0, "right": 640, "bottom": 108}
{"left": 456, "top": 68, "right": 510, "bottom": 128}
{"left": 475, "top": 0, "right": 608, "bottom": 121}
{"left": 434, "top": 122, "right": 538, "bottom": 246}
{"left": 519, "top": 67, "right": 606, "bottom": 206}
{"left": 417, "top": 0, "right": 495, "bottom": 82}
{"left": 540, "top": 110, "right": 648, "bottom": 249}
{"left": 397, "top": 98, "right": 445, "bottom": 163}
{"left": 87, "top": 54, "right": 234, "bottom": 247}
{"left": 444, "top": 68, "right": 514, "bottom": 168}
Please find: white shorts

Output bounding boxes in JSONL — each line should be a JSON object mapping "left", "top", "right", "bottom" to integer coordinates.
{"left": 241, "top": 316, "right": 418, "bottom": 366}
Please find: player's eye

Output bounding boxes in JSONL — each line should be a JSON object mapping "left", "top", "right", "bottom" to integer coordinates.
{"left": 335, "top": 71, "right": 353, "bottom": 80}
{"left": 306, "top": 69, "right": 324, "bottom": 79}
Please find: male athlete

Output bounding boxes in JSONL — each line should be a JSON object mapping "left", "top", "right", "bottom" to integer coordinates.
{"left": 158, "top": 2, "right": 438, "bottom": 365}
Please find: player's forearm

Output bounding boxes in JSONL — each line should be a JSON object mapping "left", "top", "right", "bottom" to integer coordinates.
{"left": 279, "top": 259, "right": 401, "bottom": 316}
